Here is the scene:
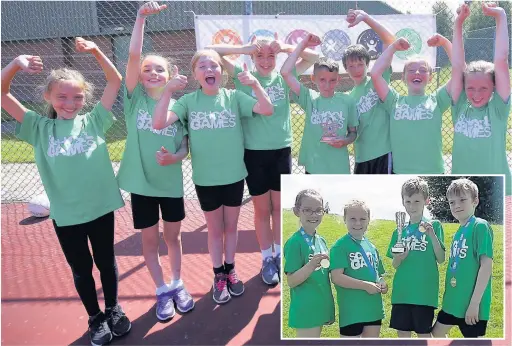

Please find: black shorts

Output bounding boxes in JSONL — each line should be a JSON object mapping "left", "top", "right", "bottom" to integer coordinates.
{"left": 436, "top": 310, "right": 488, "bottom": 338}
{"left": 131, "top": 193, "right": 185, "bottom": 229}
{"left": 339, "top": 319, "right": 382, "bottom": 336}
{"left": 355, "top": 152, "right": 393, "bottom": 174}
{"left": 390, "top": 304, "right": 435, "bottom": 334}
{"left": 195, "top": 180, "right": 244, "bottom": 212}
{"left": 244, "top": 147, "right": 291, "bottom": 196}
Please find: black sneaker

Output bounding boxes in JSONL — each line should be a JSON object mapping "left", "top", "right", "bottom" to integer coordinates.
{"left": 105, "top": 304, "right": 131, "bottom": 337}
{"left": 88, "top": 312, "right": 112, "bottom": 346}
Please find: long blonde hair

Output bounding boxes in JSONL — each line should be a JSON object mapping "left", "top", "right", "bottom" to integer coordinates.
{"left": 38, "top": 68, "right": 94, "bottom": 119}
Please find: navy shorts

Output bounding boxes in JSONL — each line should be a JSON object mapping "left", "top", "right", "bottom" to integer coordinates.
{"left": 244, "top": 147, "right": 291, "bottom": 196}
{"left": 195, "top": 180, "right": 245, "bottom": 212}
{"left": 131, "top": 193, "right": 185, "bottom": 229}
{"left": 339, "top": 319, "right": 381, "bottom": 336}
{"left": 436, "top": 309, "right": 488, "bottom": 337}
{"left": 390, "top": 304, "right": 435, "bottom": 334}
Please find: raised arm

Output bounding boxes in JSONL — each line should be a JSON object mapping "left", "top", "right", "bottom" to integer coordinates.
{"left": 75, "top": 38, "right": 122, "bottom": 111}
{"left": 153, "top": 69, "right": 187, "bottom": 130}
{"left": 347, "top": 9, "right": 396, "bottom": 49}
{"left": 1, "top": 55, "right": 43, "bottom": 123}
{"left": 483, "top": 2, "right": 510, "bottom": 101}
{"left": 205, "top": 41, "right": 259, "bottom": 76}
{"left": 126, "top": 1, "right": 167, "bottom": 94}
{"left": 281, "top": 34, "right": 321, "bottom": 96}
{"left": 271, "top": 33, "right": 320, "bottom": 74}
{"left": 237, "top": 63, "right": 273, "bottom": 115}
{"left": 427, "top": 34, "right": 454, "bottom": 95}
{"left": 371, "top": 38, "right": 410, "bottom": 101}
{"left": 450, "top": 4, "right": 470, "bottom": 104}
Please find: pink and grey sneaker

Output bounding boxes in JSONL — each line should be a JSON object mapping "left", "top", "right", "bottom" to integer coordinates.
{"left": 212, "top": 273, "right": 231, "bottom": 304}
{"left": 170, "top": 285, "right": 195, "bottom": 313}
{"left": 226, "top": 268, "right": 245, "bottom": 296}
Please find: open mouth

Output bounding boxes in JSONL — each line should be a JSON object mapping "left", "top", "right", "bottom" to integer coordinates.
{"left": 412, "top": 78, "right": 422, "bottom": 84}
{"left": 205, "top": 76, "right": 216, "bottom": 85}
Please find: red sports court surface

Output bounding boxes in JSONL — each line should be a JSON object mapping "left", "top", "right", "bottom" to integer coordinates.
{"left": 1, "top": 198, "right": 511, "bottom": 346}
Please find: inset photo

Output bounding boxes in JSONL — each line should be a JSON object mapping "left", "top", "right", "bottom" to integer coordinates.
{"left": 280, "top": 175, "right": 505, "bottom": 340}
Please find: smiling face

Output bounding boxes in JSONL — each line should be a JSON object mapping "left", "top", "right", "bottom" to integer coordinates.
{"left": 45, "top": 79, "right": 86, "bottom": 119}
{"left": 192, "top": 52, "right": 223, "bottom": 93}
{"left": 464, "top": 72, "right": 494, "bottom": 108}
{"left": 140, "top": 55, "right": 170, "bottom": 90}
{"left": 294, "top": 195, "right": 324, "bottom": 233}
{"left": 312, "top": 68, "right": 340, "bottom": 97}
{"left": 252, "top": 42, "right": 276, "bottom": 76}
{"left": 403, "top": 59, "right": 432, "bottom": 95}
{"left": 447, "top": 190, "right": 478, "bottom": 224}
{"left": 344, "top": 205, "right": 370, "bottom": 240}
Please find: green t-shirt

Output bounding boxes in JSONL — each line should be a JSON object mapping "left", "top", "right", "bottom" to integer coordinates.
{"left": 296, "top": 84, "right": 358, "bottom": 174}
{"left": 233, "top": 65, "right": 293, "bottom": 150}
{"left": 171, "top": 88, "right": 257, "bottom": 186}
{"left": 451, "top": 91, "right": 512, "bottom": 196}
{"left": 382, "top": 86, "right": 451, "bottom": 173}
{"left": 441, "top": 217, "right": 493, "bottom": 320}
{"left": 15, "top": 103, "right": 124, "bottom": 226}
{"left": 284, "top": 230, "right": 335, "bottom": 329}
{"left": 330, "top": 234, "right": 385, "bottom": 327}
{"left": 117, "top": 84, "right": 187, "bottom": 197}
{"left": 386, "top": 219, "right": 445, "bottom": 307}
{"left": 350, "top": 68, "right": 392, "bottom": 163}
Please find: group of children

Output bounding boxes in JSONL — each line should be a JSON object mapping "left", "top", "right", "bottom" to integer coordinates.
{"left": 0, "top": 1, "right": 508, "bottom": 345}
{"left": 285, "top": 177, "right": 494, "bottom": 338}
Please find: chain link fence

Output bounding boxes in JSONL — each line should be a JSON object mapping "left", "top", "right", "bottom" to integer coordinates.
{"left": 1, "top": 1, "right": 511, "bottom": 204}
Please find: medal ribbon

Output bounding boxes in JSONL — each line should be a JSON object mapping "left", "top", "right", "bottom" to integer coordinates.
{"left": 300, "top": 228, "right": 327, "bottom": 254}
{"left": 449, "top": 216, "right": 476, "bottom": 279}
{"left": 351, "top": 236, "right": 379, "bottom": 282}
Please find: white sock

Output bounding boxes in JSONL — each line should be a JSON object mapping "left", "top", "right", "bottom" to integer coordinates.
{"left": 273, "top": 243, "right": 281, "bottom": 256}
{"left": 261, "top": 247, "right": 273, "bottom": 259}
{"left": 167, "top": 279, "right": 183, "bottom": 290}
{"left": 156, "top": 284, "right": 170, "bottom": 295}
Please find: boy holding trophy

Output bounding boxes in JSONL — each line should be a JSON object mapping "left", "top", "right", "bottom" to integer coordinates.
{"left": 432, "top": 179, "right": 493, "bottom": 338}
{"left": 386, "top": 178, "right": 445, "bottom": 337}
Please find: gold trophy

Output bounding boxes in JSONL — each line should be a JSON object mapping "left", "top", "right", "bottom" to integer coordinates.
{"left": 391, "top": 211, "right": 406, "bottom": 254}
{"left": 320, "top": 121, "right": 341, "bottom": 143}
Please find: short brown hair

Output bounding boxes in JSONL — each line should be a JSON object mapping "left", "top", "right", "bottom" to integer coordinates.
{"left": 342, "top": 44, "right": 370, "bottom": 70}
{"left": 401, "top": 178, "right": 429, "bottom": 200}
{"left": 446, "top": 178, "right": 479, "bottom": 200}
{"left": 294, "top": 189, "right": 323, "bottom": 210}
{"left": 343, "top": 199, "right": 371, "bottom": 220}
{"left": 313, "top": 57, "right": 339, "bottom": 74}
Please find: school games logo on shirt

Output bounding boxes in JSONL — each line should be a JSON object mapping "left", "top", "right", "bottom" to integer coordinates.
{"left": 394, "top": 102, "right": 434, "bottom": 121}
{"left": 311, "top": 109, "right": 345, "bottom": 127}
{"left": 47, "top": 132, "right": 97, "bottom": 158}
{"left": 451, "top": 238, "right": 468, "bottom": 259}
{"left": 190, "top": 109, "right": 237, "bottom": 130}
{"left": 403, "top": 234, "right": 428, "bottom": 252}
{"left": 137, "top": 109, "right": 179, "bottom": 137}
{"left": 251, "top": 84, "right": 286, "bottom": 104}
{"left": 357, "top": 89, "right": 379, "bottom": 115}
{"left": 454, "top": 114, "right": 491, "bottom": 138}
{"left": 349, "top": 251, "right": 376, "bottom": 270}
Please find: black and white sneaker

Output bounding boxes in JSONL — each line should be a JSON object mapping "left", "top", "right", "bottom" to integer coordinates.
{"left": 88, "top": 312, "right": 112, "bottom": 346}
{"left": 105, "top": 304, "right": 131, "bottom": 337}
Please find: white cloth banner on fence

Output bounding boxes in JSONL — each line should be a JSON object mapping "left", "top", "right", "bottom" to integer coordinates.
{"left": 194, "top": 15, "right": 436, "bottom": 74}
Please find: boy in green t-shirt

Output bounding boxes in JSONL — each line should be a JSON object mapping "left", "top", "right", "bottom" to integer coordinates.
{"left": 432, "top": 178, "right": 494, "bottom": 338}
{"left": 330, "top": 199, "right": 388, "bottom": 337}
{"left": 371, "top": 34, "right": 454, "bottom": 174}
{"left": 281, "top": 34, "right": 358, "bottom": 174}
{"left": 387, "top": 178, "right": 445, "bottom": 338}
{"left": 284, "top": 189, "right": 335, "bottom": 337}
{"left": 342, "top": 8, "right": 396, "bottom": 174}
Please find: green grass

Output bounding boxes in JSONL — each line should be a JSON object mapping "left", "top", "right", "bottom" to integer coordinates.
{"left": 281, "top": 210, "right": 504, "bottom": 339}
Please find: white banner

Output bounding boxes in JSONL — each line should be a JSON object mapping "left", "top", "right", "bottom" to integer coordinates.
{"left": 195, "top": 15, "right": 437, "bottom": 74}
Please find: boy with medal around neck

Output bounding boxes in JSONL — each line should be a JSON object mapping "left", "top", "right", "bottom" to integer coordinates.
{"left": 330, "top": 199, "right": 388, "bottom": 338}
{"left": 284, "top": 189, "right": 335, "bottom": 338}
{"left": 386, "top": 178, "right": 445, "bottom": 338}
{"left": 432, "top": 178, "right": 494, "bottom": 338}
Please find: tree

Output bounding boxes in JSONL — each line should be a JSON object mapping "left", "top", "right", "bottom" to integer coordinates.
{"left": 465, "top": 1, "right": 512, "bottom": 33}
{"left": 422, "top": 176, "right": 504, "bottom": 224}
{"left": 432, "top": 0, "right": 454, "bottom": 41}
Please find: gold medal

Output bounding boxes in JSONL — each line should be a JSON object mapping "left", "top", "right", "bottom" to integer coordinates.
{"left": 450, "top": 277, "right": 457, "bottom": 287}
{"left": 419, "top": 225, "right": 426, "bottom": 233}
{"left": 320, "top": 258, "right": 330, "bottom": 269}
